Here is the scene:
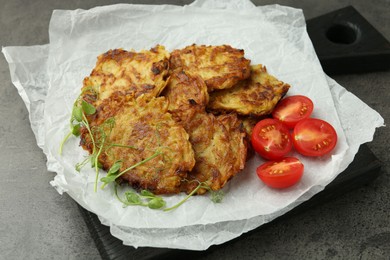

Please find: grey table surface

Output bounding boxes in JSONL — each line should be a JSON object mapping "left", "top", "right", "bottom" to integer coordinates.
{"left": 1, "top": 0, "right": 389, "bottom": 259}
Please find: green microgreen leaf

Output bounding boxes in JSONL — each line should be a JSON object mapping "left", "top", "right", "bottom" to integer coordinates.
{"left": 71, "top": 124, "right": 81, "bottom": 136}
{"left": 72, "top": 106, "right": 83, "bottom": 122}
{"left": 107, "top": 160, "right": 122, "bottom": 175}
{"left": 125, "top": 192, "right": 142, "bottom": 204}
{"left": 81, "top": 100, "right": 96, "bottom": 115}
{"left": 140, "top": 190, "right": 155, "bottom": 197}
{"left": 210, "top": 190, "right": 224, "bottom": 203}
{"left": 100, "top": 175, "right": 117, "bottom": 184}
{"left": 148, "top": 197, "right": 166, "bottom": 209}
{"left": 100, "top": 160, "right": 122, "bottom": 184}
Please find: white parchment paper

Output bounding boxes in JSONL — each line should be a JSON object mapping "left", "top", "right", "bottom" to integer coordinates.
{"left": 2, "top": 0, "right": 384, "bottom": 250}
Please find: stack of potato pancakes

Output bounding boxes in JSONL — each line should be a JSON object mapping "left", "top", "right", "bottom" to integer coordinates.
{"left": 80, "top": 44, "right": 290, "bottom": 195}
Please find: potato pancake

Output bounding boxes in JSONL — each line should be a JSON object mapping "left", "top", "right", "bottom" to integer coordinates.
{"left": 82, "top": 45, "right": 169, "bottom": 107}
{"left": 80, "top": 93, "right": 195, "bottom": 194}
{"left": 207, "top": 64, "right": 290, "bottom": 116}
{"left": 181, "top": 111, "right": 247, "bottom": 194}
{"left": 169, "top": 44, "right": 251, "bottom": 91}
{"left": 162, "top": 70, "right": 247, "bottom": 194}
{"left": 162, "top": 69, "right": 209, "bottom": 123}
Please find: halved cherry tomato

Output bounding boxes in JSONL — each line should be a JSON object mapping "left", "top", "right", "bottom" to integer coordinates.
{"left": 256, "top": 157, "right": 304, "bottom": 189}
{"left": 292, "top": 118, "right": 337, "bottom": 157}
{"left": 272, "top": 95, "right": 314, "bottom": 129}
{"left": 251, "top": 118, "right": 293, "bottom": 160}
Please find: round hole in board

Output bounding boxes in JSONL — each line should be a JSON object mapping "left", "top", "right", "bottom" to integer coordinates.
{"left": 326, "top": 23, "right": 360, "bottom": 45}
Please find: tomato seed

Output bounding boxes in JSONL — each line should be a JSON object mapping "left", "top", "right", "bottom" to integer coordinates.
{"left": 300, "top": 105, "right": 308, "bottom": 115}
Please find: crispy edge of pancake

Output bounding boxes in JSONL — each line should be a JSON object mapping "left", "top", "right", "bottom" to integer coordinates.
{"left": 169, "top": 44, "right": 251, "bottom": 91}
{"left": 80, "top": 93, "right": 196, "bottom": 194}
{"left": 207, "top": 64, "right": 290, "bottom": 116}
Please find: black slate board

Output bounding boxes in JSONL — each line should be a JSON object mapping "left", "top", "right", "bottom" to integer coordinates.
{"left": 77, "top": 6, "right": 387, "bottom": 260}
{"left": 78, "top": 144, "right": 382, "bottom": 260}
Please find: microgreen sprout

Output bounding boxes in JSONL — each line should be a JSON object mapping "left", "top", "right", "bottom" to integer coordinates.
{"left": 210, "top": 189, "right": 224, "bottom": 203}
{"left": 75, "top": 157, "right": 90, "bottom": 172}
{"left": 100, "top": 150, "right": 162, "bottom": 189}
{"left": 81, "top": 100, "right": 96, "bottom": 115}
{"left": 162, "top": 181, "right": 220, "bottom": 212}
{"left": 114, "top": 185, "right": 166, "bottom": 210}
{"left": 114, "top": 180, "right": 224, "bottom": 212}
{"left": 164, "top": 181, "right": 224, "bottom": 212}
{"left": 59, "top": 87, "right": 98, "bottom": 155}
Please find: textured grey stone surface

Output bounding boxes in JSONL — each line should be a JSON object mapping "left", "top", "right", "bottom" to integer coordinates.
{"left": 0, "top": 0, "right": 389, "bottom": 259}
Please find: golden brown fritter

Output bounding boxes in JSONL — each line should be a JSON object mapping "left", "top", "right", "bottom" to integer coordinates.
{"left": 181, "top": 111, "right": 247, "bottom": 194}
{"left": 162, "top": 69, "right": 209, "bottom": 123}
{"left": 75, "top": 44, "right": 292, "bottom": 196}
{"left": 169, "top": 44, "right": 251, "bottom": 91}
{"left": 82, "top": 45, "right": 169, "bottom": 107}
{"left": 161, "top": 70, "right": 247, "bottom": 194}
{"left": 80, "top": 93, "right": 195, "bottom": 195}
{"left": 207, "top": 64, "right": 290, "bottom": 116}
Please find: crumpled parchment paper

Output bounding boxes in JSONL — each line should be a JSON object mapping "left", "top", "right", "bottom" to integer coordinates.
{"left": 2, "top": 0, "right": 384, "bottom": 250}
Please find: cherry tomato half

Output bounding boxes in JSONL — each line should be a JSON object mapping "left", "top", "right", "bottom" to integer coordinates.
{"left": 256, "top": 157, "right": 304, "bottom": 189}
{"left": 272, "top": 95, "right": 314, "bottom": 129}
{"left": 251, "top": 118, "right": 293, "bottom": 160}
{"left": 292, "top": 118, "right": 337, "bottom": 157}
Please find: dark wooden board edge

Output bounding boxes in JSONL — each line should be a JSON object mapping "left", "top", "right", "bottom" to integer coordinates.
{"left": 77, "top": 144, "right": 383, "bottom": 260}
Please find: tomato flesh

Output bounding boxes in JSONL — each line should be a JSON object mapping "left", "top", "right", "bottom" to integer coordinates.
{"left": 272, "top": 95, "right": 314, "bottom": 128}
{"left": 293, "top": 118, "right": 337, "bottom": 157}
{"left": 251, "top": 118, "right": 292, "bottom": 160}
{"left": 256, "top": 157, "right": 304, "bottom": 189}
